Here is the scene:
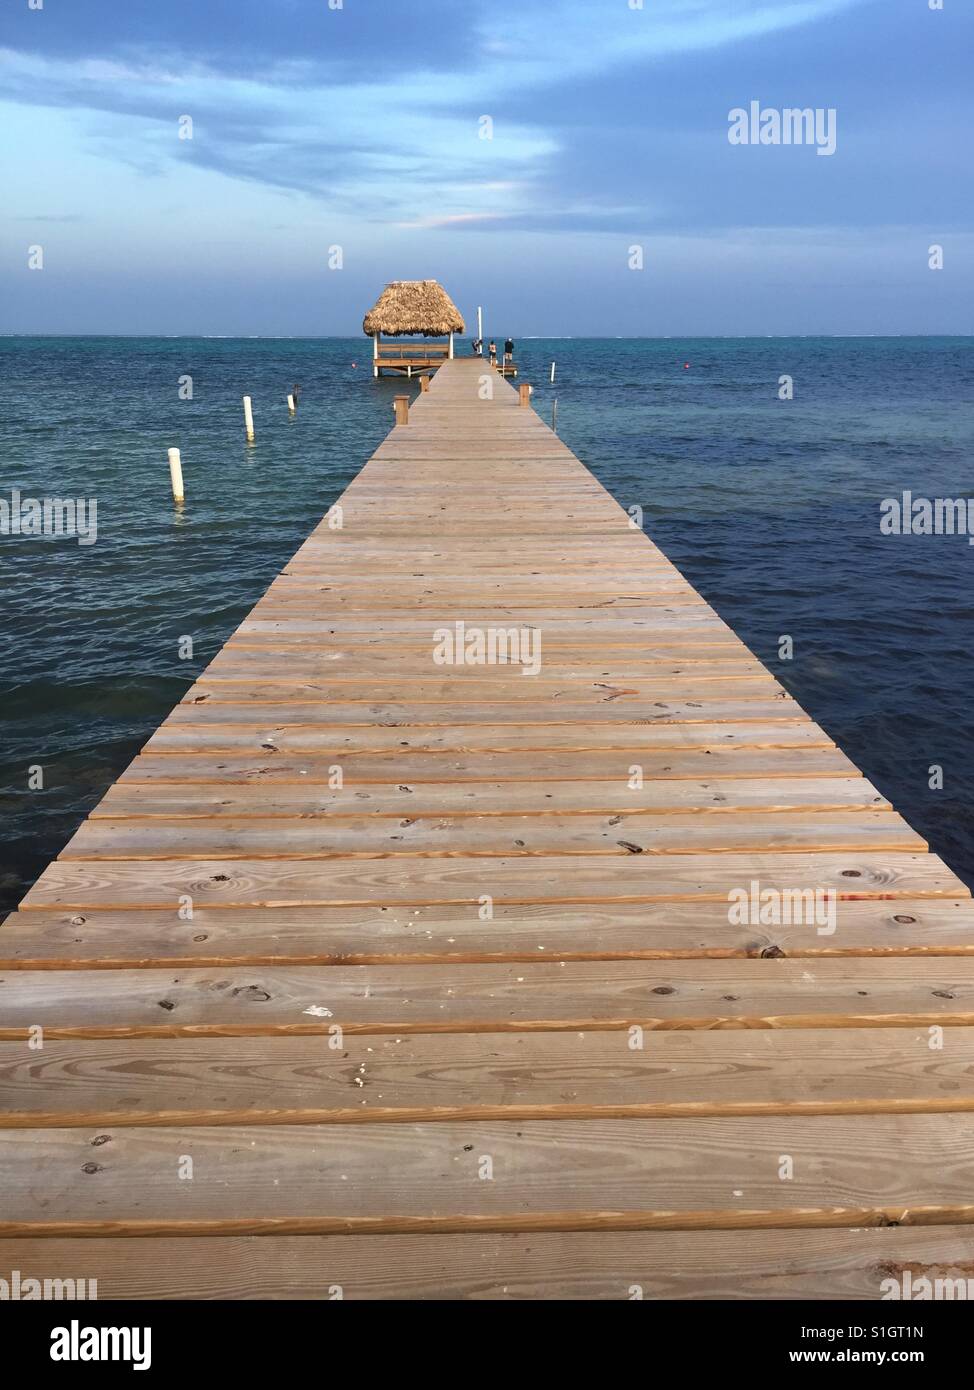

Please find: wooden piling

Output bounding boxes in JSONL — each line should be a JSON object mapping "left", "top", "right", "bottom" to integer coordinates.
{"left": 519, "top": 383, "right": 531, "bottom": 407}
{"left": 420, "top": 376, "right": 430, "bottom": 393}
{"left": 393, "top": 395, "right": 409, "bottom": 425}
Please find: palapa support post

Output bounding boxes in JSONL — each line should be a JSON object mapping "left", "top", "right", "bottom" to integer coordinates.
{"left": 394, "top": 395, "right": 409, "bottom": 425}
{"left": 167, "top": 448, "right": 184, "bottom": 504}
{"left": 243, "top": 395, "right": 255, "bottom": 441}
{"left": 519, "top": 383, "right": 531, "bottom": 408}
{"left": 420, "top": 375, "right": 430, "bottom": 393}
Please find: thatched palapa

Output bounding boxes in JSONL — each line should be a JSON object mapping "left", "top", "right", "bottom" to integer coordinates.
{"left": 363, "top": 280, "right": 465, "bottom": 338}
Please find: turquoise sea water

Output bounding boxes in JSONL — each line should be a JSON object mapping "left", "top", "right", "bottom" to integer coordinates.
{"left": 1, "top": 335, "right": 973, "bottom": 910}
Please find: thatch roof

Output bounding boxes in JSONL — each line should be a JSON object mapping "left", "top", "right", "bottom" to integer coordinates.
{"left": 363, "top": 280, "right": 465, "bottom": 337}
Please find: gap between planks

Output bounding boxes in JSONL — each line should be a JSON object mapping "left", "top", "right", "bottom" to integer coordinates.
{"left": 4, "top": 1207, "right": 974, "bottom": 1239}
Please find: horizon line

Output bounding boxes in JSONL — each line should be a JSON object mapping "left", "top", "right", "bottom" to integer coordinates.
{"left": 2, "top": 332, "right": 973, "bottom": 342}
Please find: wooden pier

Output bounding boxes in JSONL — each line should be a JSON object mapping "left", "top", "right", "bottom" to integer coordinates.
{"left": 3, "top": 357, "right": 974, "bottom": 1299}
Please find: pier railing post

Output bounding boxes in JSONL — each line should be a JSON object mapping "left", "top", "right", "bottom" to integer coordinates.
{"left": 519, "top": 383, "right": 531, "bottom": 408}
{"left": 394, "top": 395, "right": 409, "bottom": 425}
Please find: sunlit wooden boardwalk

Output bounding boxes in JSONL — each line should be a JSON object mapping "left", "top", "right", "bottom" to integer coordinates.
{"left": 3, "top": 358, "right": 974, "bottom": 1299}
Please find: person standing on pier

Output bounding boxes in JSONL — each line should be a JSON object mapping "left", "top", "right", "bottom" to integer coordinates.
{"left": 504, "top": 337, "right": 514, "bottom": 365}
{"left": 488, "top": 339, "right": 497, "bottom": 366}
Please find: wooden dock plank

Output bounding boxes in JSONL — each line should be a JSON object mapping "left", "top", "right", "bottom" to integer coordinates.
{"left": 58, "top": 810, "right": 925, "bottom": 860}
{"left": 180, "top": 672, "right": 782, "bottom": 698}
{"left": 88, "top": 775, "right": 890, "bottom": 817}
{"left": 3, "top": 1114, "right": 974, "bottom": 1234}
{"left": 4, "top": 958, "right": 974, "bottom": 1036}
{"left": 144, "top": 717, "right": 818, "bottom": 752}
{"left": 17, "top": 850, "right": 961, "bottom": 911}
{"left": 0, "top": 1226, "right": 969, "bottom": 1298}
{"left": 114, "top": 749, "right": 861, "bottom": 783}
{"left": 5, "top": 896, "right": 971, "bottom": 969}
{"left": 4, "top": 1029, "right": 974, "bottom": 1127}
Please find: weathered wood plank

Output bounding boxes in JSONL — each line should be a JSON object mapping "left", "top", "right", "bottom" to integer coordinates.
{"left": 173, "top": 686, "right": 793, "bottom": 718}
{"left": 143, "top": 710, "right": 813, "bottom": 752}
{"left": 139, "top": 729, "right": 831, "bottom": 761}
{"left": 89, "top": 775, "right": 890, "bottom": 818}
{"left": 1, "top": 1226, "right": 969, "bottom": 1297}
{"left": 117, "top": 749, "right": 859, "bottom": 784}
{"left": 4, "top": 1029, "right": 974, "bottom": 1127}
{"left": 18, "top": 850, "right": 960, "bottom": 911}
{"left": 3, "top": 959, "right": 974, "bottom": 1036}
{"left": 3, "top": 1115, "right": 974, "bottom": 1233}
{"left": 183, "top": 670, "right": 777, "bottom": 699}
{"left": 5, "top": 896, "right": 969, "bottom": 968}
{"left": 58, "top": 810, "right": 924, "bottom": 861}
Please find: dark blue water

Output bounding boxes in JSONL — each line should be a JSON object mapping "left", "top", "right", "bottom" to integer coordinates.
{"left": 1, "top": 336, "right": 972, "bottom": 910}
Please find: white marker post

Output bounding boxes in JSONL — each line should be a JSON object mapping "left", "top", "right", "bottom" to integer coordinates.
{"left": 168, "top": 448, "right": 185, "bottom": 504}
{"left": 550, "top": 361, "right": 556, "bottom": 383}
{"left": 243, "top": 395, "right": 255, "bottom": 441}
{"left": 287, "top": 393, "right": 296, "bottom": 414}
{"left": 477, "top": 305, "right": 483, "bottom": 345}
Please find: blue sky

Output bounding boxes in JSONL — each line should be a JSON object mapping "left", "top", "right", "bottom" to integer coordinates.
{"left": 2, "top": 0, "right": 970, "bottom": 335}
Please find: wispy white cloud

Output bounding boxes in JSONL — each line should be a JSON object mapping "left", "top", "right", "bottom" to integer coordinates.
{"left": 473, "top": 0, "right": 861, "bottom": 90}
{"left": 0, "top": 0, "right": 867, "bottom": 229}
